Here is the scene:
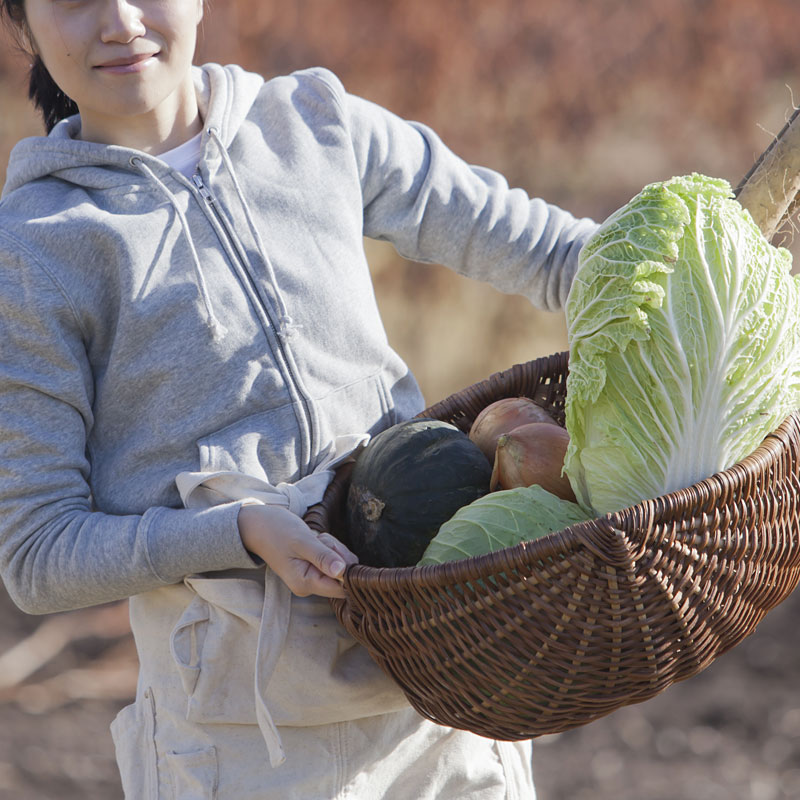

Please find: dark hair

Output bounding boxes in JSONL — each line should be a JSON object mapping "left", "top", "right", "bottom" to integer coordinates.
{"left": 1, "top": 0, "right": 79, "bottom": 132}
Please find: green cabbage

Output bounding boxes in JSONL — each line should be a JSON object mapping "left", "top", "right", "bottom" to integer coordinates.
{"left": 418, "top": 485, "right": 592, "bottom": 565}
{"left": 564, "top": 173, "right": 800, "bottom": 516}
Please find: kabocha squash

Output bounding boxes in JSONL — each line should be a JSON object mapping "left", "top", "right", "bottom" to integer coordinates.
{"left": 342, "top": 418, "right": 492, "bottom": 567}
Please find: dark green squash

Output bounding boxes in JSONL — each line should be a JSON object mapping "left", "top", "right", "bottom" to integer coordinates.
{"left": 342, "top": 418, "right": 492, "bottom": 568}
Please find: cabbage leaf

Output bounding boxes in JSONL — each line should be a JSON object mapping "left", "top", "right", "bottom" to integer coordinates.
{"left": 564, "top": 173, "right": 800, "bottom": 515}
{"left": 418, "top": 485, "right": 592, "bottom": 565}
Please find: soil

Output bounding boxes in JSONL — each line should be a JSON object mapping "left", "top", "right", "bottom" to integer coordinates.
{"left": 0, "top": 575, "right": 798, "bottom": 800}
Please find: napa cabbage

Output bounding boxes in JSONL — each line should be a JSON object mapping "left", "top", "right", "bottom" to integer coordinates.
{"left": 563, "top": 173, "right": 800, "bottom": 516}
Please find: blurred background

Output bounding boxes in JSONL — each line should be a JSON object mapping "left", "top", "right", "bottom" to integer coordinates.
{"left": 0, "top": 1, "right": 799, "bottom": 798}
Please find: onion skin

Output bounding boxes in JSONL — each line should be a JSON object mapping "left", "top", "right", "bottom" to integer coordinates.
{"left": 469, "top": 397, "right": 557, "bottom": 462}
{"left": 489, "top": 422, "right": 576, "bottom": 502}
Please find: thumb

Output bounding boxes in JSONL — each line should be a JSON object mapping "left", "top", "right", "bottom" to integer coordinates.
{"left": 303, "top": 536, "right": 347, "bottom": 580}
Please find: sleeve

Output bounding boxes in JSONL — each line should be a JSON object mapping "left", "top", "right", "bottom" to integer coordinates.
{"left": 0, "top": 233, "right": 258, "bottom": 615}
{"left": 329, "top": 73, "right": 599, "bottom": 311}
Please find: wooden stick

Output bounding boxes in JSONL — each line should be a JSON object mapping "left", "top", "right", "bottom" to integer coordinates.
{"left": 735, "top": 106, "right": 800, "bottom": 239}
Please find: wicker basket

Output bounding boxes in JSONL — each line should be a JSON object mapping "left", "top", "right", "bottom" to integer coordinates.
{"left": 305, "top": 351, "right": 800, "bottom": 741}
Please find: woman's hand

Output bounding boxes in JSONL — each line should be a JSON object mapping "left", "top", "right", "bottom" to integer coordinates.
{"left": 237, "top": 504, "right": 358, "bottom": 599}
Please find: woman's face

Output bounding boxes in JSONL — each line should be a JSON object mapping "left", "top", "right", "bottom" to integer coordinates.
{"left": 23, "top": 0, "right": 205, "bottom": 146}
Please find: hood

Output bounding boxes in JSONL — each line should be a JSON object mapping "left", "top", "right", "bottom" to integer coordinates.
{"left": 2, "top": 62, "right": 265, "bottom": 197}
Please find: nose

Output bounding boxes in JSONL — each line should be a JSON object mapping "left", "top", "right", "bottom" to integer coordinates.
{"left": 99, "top": 0, "right": 147, "bottom": 44}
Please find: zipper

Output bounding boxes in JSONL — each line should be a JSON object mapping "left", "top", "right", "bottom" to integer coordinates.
{"left": 192, "top": 173, "right": 214, "bottom": 203}
{"left": 190, "top": 171, "right": 316, "bottom": 474}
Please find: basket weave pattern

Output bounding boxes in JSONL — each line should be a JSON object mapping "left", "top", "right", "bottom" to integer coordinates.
{"left": 305, "top": 352, "right": 800, "bottom": 740}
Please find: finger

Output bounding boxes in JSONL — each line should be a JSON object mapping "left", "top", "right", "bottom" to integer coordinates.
{"left": 317, "top": 532, "right": 358, "bottom": 565}
{"left": 288, "top": 561, "right": 347, "bottom": 599}
{"left": 311, "top": 573, "right": 347, "bottom": 599}
{"left": 293, "top": 534, "right": 347, "bottom": 581}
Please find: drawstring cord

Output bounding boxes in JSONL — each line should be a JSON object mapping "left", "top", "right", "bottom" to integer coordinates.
{"left": 131, "top": 133, "right": 298, "bottom": 343}
{"left": 207, "top": 128, "right": 300, "bottom": 341}
{"left": 129, "top": 155, "right": 228, "bottom": 341}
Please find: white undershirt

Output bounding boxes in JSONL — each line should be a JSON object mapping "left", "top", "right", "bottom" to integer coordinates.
{"left": 158, "top": 131, "right": 203, "bottom": 178}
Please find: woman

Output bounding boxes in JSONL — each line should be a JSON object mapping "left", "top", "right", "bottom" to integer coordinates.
{"left": 0, "top": 1, "right": 598, "bottom": 797}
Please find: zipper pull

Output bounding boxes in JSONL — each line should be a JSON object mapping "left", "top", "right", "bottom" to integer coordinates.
{"left": 192, "top": 172, "right": 215, "bottom": 204}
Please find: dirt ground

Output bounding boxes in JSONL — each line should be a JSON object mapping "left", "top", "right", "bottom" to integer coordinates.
{"left": 0, "top": 574, "right": 798, "bottom": 800}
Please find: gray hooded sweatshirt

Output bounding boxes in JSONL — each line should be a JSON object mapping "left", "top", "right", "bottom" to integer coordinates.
{"left": 0, "top": 63, "right": 597, "bottom": 616}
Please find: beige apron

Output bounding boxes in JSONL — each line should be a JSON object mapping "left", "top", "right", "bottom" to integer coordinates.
{"left": 110, "top": 437, "right": 536, "bottom": 798}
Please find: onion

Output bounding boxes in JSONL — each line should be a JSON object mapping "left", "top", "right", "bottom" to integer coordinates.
{"left": 469, "top": 397, "right": 557, "bottom": 462}
{"left": 489, "top": 422, "right": 576, "bottom": 502}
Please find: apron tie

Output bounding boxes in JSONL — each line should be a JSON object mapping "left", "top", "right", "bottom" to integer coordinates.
{"left": 175, "top": 433, "right": 368, "bottom": 767}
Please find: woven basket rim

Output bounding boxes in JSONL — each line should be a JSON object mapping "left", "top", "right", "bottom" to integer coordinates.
{"left": 337, "top": 370, "right": 799, "bottom": 590}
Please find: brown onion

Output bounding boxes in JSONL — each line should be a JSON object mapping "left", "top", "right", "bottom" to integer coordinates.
{"left": 469, "top": 397, "right": 557, "bottom": 462}
{"left": 489, "top": 422, "right": 576, "bottom": 502}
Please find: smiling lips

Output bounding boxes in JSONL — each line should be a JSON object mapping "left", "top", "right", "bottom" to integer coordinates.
{"left": 95, "top": 52, "right": 159, "bottom": 73}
